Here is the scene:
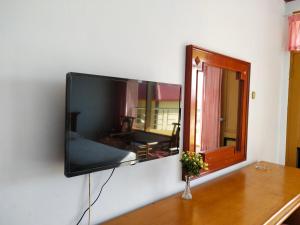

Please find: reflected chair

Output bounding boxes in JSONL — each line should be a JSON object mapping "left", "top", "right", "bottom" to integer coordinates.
{"left": 169, "top": 123, "right": 180, "bottom": 149}
{"left": 120, "top": 116, "right": 135, "bottom": 132}
{"left": 110, "top": 116, "right": 135, "bottom": 138}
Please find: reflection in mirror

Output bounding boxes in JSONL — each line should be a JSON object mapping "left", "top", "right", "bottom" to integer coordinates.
{"left": 195, "top": 65, "right": 240, "bottom": 152}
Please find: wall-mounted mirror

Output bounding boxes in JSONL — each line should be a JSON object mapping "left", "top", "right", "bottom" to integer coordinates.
{"left": 183, "top": 45, "right": 250, "bottom": 175}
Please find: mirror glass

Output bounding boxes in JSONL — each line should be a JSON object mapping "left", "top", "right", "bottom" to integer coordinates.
{"left": 195, "top": 65, "right": 240, "bottom": 152}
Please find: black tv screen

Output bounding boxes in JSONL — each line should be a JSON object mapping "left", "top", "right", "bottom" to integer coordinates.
{"left": 65, "top": 72, "right": 181, "bottom": 177}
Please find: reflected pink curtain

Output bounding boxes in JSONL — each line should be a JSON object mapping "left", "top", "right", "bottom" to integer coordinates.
{"left": 201, "top": 64, "right": 222, "bottom": 151}
{"left": 288, "top": 14, "right": 300, "bottom": 51}
{"left": 125, "top": 80, "right": 139, "bottom": 117}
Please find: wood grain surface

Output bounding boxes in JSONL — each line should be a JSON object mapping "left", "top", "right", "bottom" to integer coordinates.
{"left": 102, "top": 162, "right": 300, "bottom": 225}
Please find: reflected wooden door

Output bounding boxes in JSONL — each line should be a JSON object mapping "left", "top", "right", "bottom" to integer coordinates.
{"left": 286, "top": 52, "right": 300, "bottom": 167}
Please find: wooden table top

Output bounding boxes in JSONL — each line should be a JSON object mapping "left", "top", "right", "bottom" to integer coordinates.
{"left": 102, "top": 162, "right": 300, "bottom": 225}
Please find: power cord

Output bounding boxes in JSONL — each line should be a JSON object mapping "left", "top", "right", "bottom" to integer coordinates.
{"left": 88, "top": 174, "right": 91, "bottom": 225}
{"left": 76, "top": 168, "right": 116, "bottom": 225}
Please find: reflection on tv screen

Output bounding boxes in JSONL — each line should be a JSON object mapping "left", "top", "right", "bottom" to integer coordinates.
{"left": 65, "top": 73, "right": 181, "bottom": 177}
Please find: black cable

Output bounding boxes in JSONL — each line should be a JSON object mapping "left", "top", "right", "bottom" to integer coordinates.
{"left": 76, "top": 168, "right": 116, "bottom": 225}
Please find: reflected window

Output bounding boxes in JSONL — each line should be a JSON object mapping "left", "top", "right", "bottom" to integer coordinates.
{"left": 130, "top": 82, "right": 181, "bottom": 136}
{"left": 195, "top": 71, "right": 204, "bottom": 151}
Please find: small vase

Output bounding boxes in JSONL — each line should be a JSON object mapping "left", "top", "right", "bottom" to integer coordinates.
{"left": 182, "top": 175, "right": 192, "bottom": 200}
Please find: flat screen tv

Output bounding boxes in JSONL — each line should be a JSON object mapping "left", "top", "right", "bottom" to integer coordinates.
{"left": 65, "top": 72, "right": 181, "bottom": 177}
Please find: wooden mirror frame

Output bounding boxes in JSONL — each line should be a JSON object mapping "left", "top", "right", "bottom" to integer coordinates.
{"left": 183, "top": 45, "right": 251, "bottom": 176}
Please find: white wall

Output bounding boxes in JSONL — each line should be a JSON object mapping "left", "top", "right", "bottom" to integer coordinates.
{"left": 0, "top": 0, "right": 286, "bottom": 224}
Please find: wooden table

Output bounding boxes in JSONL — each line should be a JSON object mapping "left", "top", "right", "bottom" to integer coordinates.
{"left": 102, "top": 162, "right": 300, "bottom": 225}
